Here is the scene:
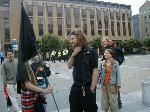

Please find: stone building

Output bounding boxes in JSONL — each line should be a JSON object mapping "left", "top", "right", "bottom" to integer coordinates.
{"left": 0, "top": 0, "right": 132, "bottom": 52}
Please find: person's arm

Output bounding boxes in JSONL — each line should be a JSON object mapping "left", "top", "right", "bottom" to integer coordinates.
{"left": 24, "top": 81, "right": 53, "bottom": 94}
{"left": 90, "top": 68, "right": 99, "bottom": 92}
{"left": 1, "top": 63, "right": 7, "bottom": 86}
{"left": 67, "top": 46, "right": 81, "bottom": 69}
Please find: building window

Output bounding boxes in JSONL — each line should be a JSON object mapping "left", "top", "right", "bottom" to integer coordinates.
{"left": 58, "top": 18, "right": 62, "bottom": 36}
{"left": 104, "top": 11, "right": 109, "bottom": 29}
{"left": 90, "top": 20, "right": 95, "bottom": 35}
{"left": 123, "top": 22, "right": 126, "bottom": 36}
{"left": 90, "top": 10, "right": 94, "bottom": 19}
{"left": 127, "top": 13, "right": 131, "bottom": 21}
{"left": 4, "top": 22, "right": 10, "bottom": 41}
{"left": 57, "top": 7, "right": 63, "bottom": 17}
{"left": 4, "top": 11, "right": 9, "bottom": 20}
{"left": 66, "top": 29, "right": 71, "bottom": 35}
{"left": 83, "top": 19, "right": 87, "bottom": 35}
{"left": 145, "top": 16, "right": 147, "bottom": 20}
{"left": 47, "top": 6, "right": 53, "bottom": 17}
{"left": 111, "top": 21, "right": 115, "bottom": 36}
{"left": 105, "top": 30, "right": 108, "bottom": 36}
{"left": 82, "top": 9, "right": 87, "bottom": 18}
{"left": 116, "top": 12, "right": 120, "bottom": 21}
{"left": 128, "top": 22, "right": 131, "bottom": 36}
{"left": 38, "top": 17, "right": 43, "bottom": 36}
{"left": 65, "top": 7, "right": 71, "bottom": 28}
{"left": 122, "top": 13, "right": 125, "bottom": 21}
{"left": 117, "top": 22, "right": 121, "bottom": 36}
{"left": 38, "top": 5, "right": 43, "bottom": 16}
{"left": 3, "top": 0, "right": 10, "bottom": 7}
{"left": 110, "top": 12, "right": 114, "bottom": 20}
{"left": 97, "top": 10, "right": 102, "bottom": 29}
{"left": 74, "top": 8, "right": 80, "bottom": 28}
{"left": 27, "top": 5, "right": 33, "bottom": 16}
{"left": 48, "top": 18, "right": 53, "bottom": 33}
{"left": 98, "top": 30, "right": 102, "bottom": 35}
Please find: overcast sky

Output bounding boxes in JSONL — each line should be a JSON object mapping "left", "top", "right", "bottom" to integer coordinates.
{"left": 98, "top": 0, "right": 147, "bottom": 15}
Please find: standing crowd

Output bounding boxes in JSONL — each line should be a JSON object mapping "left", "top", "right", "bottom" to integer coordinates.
{"left": 1, "top": 30, "right": 125, "bottom": 112}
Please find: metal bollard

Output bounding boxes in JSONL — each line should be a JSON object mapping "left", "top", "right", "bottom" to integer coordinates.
{"left": 142, "top": 77, "right": 150, "bottom": 106}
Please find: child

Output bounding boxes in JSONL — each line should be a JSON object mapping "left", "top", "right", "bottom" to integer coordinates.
{"left": 99, "top": 49, "right": 121, "bottom": 112}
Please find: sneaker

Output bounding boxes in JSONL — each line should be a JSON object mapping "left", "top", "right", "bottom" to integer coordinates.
{"left": 7, "top": 106, "right": 11, "bottom": 112}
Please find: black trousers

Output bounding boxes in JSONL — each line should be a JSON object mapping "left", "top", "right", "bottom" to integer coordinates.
{"left": 69, "top": 84, "right": 97, "bottom": 112}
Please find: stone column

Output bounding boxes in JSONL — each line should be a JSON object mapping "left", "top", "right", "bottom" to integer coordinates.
{"left": 43, "top": 2, "right": 48, "bottom": 35}
{"left": 108, "top": 10, "right": 111, "bottom": 36}
{"left": 101, "top": 9, "right": 105, "bottom": 36}
{"left": 70, "top": 7, "right": 75, "bottom": 31}
{"left": 114, "top": 11, "right": 118, "bottom": 37}
{"left": 62, "top": 5, "right": 66, "bottom": 36}
{"left": 125, "top": 13, "right": 129, "bottom": 36}
{"left": 10, "top": 0, "right": 21, "bottom": 41}
{"left": 79, "top": 7, "right": 83, "bottom": 32}
{"left": 33, "top": 2, "right": 39, "bottom": 37}
{"left": 120, "top": 12, "right": 123, "bottom": 36}
{"left": 94, "top": 8, "right": 98, "bottom": 36}
{"left": 86, "top": 9, "right": 91, "bottom": 37}
{"left": 52, "top": 5, "right": 58, "bottom": 35}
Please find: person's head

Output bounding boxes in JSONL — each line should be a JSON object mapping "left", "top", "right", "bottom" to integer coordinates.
{"left": 104, "top": 49, "right": 115, "bottom": 60}
{"left": 70, "top": 30, "right": 87, "bottom": 49}
{"left": 101, "top": 36, "right": 111, "bottom": 48}
{"left": 7, "top": 49, "right": 14, "bottom": 61}
{"left": 34, "top": 55, "right": 40, "bottom": 63}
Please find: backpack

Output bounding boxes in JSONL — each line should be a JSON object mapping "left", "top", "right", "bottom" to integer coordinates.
{"left": 115, "top": 47, "right": 125, "bottom": 65}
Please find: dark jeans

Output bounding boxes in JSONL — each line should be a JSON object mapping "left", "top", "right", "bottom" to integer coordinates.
{"left": 69, "top": 84, "right": 98, "bottom": 112}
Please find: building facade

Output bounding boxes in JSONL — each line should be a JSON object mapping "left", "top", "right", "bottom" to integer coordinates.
{"left": 139, "top": 0, "right": 150, "bottom": 38}
{"left": 0, "top": 0, "right": 132, "bottom": 52}
{"left": 132, "top": 14, "right": 140, "bottom": 38}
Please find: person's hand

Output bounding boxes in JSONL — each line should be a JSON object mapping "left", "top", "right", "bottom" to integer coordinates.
{"left": 43, "top": 85, "right": 53, "bottom": 94}
{"left": 90, "top": 85, "right": 96, "bottom": 93}
{"left": 72, "top": 46, "right": 82, "bottom": 57}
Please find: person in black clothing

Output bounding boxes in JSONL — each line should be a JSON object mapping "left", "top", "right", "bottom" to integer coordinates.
{"left": 101, "top": 36, "right": 124, "bottom": 109}
{"left": 67, "top": 30, "right": 99, "bottom": 112}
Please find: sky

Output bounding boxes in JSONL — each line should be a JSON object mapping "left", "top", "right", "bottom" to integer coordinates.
{"left": 98, "top": 0, "right": 147, "bottom": 15}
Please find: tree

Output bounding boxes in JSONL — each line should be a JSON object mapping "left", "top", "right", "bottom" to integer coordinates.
{"left": 37, "top": 33, "right": 61, "bottom": 57}
{"left": 143, "top": 38, "right": 150, "bottom": 50}
{"left": 88, "top": 37, "right": 101, "bottom": 50}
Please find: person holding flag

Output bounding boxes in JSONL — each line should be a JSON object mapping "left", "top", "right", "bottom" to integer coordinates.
{"left": 17, "top": 4, "right": 53, "bottom": 112}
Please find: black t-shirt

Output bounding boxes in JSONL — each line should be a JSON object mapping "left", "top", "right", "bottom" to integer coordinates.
{"left": 73, "top": 46, "right": 98, "bottom": 85}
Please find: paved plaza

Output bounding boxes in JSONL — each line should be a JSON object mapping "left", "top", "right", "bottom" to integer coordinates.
{"left": 0, "top": 55, "right": 150, "bottom": 112}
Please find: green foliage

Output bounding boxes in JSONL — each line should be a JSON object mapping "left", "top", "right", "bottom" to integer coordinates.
{"left": 88, "top": 37, "right": 101, "bottom": 50}
{"left": 143, "top": 38, "right": 150, "bottom": 50}
{"left": 37, "top": 33, "right": 61, "bottom": 55}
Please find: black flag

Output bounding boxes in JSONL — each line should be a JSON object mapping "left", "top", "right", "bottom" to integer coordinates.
{"left": 17, "top": 5, "right": 38, "bottom": 93}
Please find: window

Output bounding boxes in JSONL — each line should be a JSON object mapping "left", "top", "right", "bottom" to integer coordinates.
{"left": 3, "top": 0, "right": 10, "bottom": 7}
{"left": 122, "top": 13, "right": 125, "bottom": 21}
{"left": 104, "top": 11, "right": 109, "bottom": 29}
{"left": 90, "top": 10, "right": 94, "bottom": 19}
{"left": 74, "top": 8, "right": 80, "bottom": 28}
{"left": 38, "top": 17, "right": 43, "bottom": 36}
{"left": 116, "top": 12, "right": 120, "bottom": 21}
{"left": 57, "top": 18, "right": 62, "bottom": 36}
{"left": 110, "top": 12, "right": 114, "bottom": 20}
{"left": 105, "top": 30, "right": 108, "bottom": 36}
{"left": 29, "top": 17, "right": 33, "bottom": 25}
{"left": 82, "top": 9, "right": 87, "bottom": 18}
{"left": 66, "top": 29, "right": 71, "bottom": 36}
{"left": 4, "top": 22, "right": 10, "bottom": 40}
{"left": 27, "top": 5, "right": 33, "bottom": 16}
{"left": 97, "top": 10, "right": 102, "bottom": 29}
{"left": 128, "top": 22, "right": 131, "bottom": 36}
{"left": 38, "top": 5, "right": 43, "bottom": 16}
{"left": 127, "top": 13, "right": 131, "bottom": 21}
{"left": 4, "top": 11, "right": 9, "bottom": 19}
{"left": 98, "top": 30, "right": 102, "bottom": 35}
{"left": 57, "top": 7, "right": 63, "bottom": 17}
{"left": 111, "top": 21, "right": 115, "bottom": 36}
{"left": 117, "top": 22, "right": 120, "bottom": 36}
{"left": 65, "top": 7, "right": 71, "bottom": 28}
{"left": 90, "top": 20, "right": 95, "bottom": 35}
{"left": 83, "top": 19, "right": 87, "bottom": 35}
{"left": 47, "top": 6, "right": 53, "bottom": 17}
{"left": 48, "top": 18, "right": 53, "bottom": 33}
{"left": 123, "top": 22, "right": 126, "bottom": 36}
